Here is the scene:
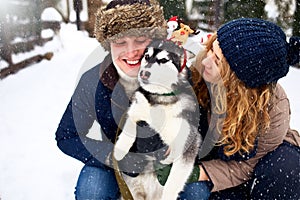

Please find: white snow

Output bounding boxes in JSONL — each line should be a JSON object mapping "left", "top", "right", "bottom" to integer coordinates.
{"left": 0, "top": 23, "right": 299, "bottom": 200}
{"left": 0, "top": 23, "right": 100, "bottom": 200}
{"left": 41, "top": 7, "right": 64, "bottom": 21}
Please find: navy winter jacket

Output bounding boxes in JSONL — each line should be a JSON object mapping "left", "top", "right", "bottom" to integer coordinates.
{"left": 55, "top": 54, "right": 166, "bottom": 172}
{"left": 55, "top": 54, "right": 257, "bottom": 173}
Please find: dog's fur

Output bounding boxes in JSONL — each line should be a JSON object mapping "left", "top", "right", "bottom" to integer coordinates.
{"left": 114, "top": 40, "right": 201, "bottom": 200}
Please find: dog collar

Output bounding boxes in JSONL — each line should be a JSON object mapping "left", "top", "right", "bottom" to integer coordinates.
{"left": 160, "top": 91, "right": 177, "bottom": 96}
{"left": 153, "top": 88, "right": 182, "bottom": 96}
{"left": 138, "top": 87, "right": 180, "bottom": 97}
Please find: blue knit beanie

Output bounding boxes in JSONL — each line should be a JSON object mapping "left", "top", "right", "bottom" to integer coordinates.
{"left": 217, "top": 18, "right": 300, "bottom": 88}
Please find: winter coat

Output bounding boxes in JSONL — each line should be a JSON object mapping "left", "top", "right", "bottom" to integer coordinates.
{"left": 55, "top": 54, "right": 300, "bottom": 191}
{"left": 200, "top": 84, "right": 300, "bottom": 192}
{"left": 55, "top": 54, "right": 167, "bottom": 173}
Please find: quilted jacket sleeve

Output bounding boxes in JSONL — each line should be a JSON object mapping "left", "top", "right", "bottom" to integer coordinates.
{"left": 55, "top": 65, "right": 114, "bottom": 168}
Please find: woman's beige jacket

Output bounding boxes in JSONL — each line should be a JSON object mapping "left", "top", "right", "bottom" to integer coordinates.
{"left": 202, "top": 84, "right": 300, "bottom": 192}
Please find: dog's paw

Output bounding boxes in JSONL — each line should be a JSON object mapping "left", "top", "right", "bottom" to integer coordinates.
{"left": 113, "top": 147, "right": 127, "bottom": 161}
{"left": 160, "top": 157, "right": 173, "bottom": 165}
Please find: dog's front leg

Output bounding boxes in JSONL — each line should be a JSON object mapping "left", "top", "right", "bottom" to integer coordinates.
{"left": 161, "top": 157, "right": 195, "bottom": 200}
{"left": 114, "top": 117, "right": 137, "bottom": 161}
{"left": 114, "top": 92, "right": 150, "bottom": 161}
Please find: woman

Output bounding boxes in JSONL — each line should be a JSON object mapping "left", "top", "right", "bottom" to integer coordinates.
{"left": 55, "top": 0, "right": 169, "bottom": 199}
{"left": 192, "top": 18, "right": 300, "bottom": 199}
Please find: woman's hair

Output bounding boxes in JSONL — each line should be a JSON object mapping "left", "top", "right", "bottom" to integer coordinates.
{"left": 192, "top": 33, "right": 275, "bottom": 156}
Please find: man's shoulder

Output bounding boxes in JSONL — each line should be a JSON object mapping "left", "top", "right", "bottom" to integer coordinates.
{"left": 81, "top": 54, "right": 113, "bottom": 81}
{"left": 80, "top": 64, "right": 100, "bottom": 80}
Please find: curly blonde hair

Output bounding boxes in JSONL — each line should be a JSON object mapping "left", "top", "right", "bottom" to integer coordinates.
{"left": 192, "top": 33, "right": 274, "bottom": 156}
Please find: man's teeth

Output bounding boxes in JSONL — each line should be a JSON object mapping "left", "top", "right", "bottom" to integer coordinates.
{"left": 127, "top": 60, "right": 139, "bottom": 65}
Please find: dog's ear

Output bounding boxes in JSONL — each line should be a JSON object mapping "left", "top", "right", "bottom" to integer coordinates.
{"left": 147, "top": 39, "right": 160, "bottom": 48}
{"left": 180, "top": 49, "right": 196, "bottom": 69}
{"left": 185, "top": 50, "right": 195, "bottom": 60}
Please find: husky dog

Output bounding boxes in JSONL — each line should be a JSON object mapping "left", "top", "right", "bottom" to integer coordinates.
{"left": 114, "top": 40, "right": 201, "bottom": 200}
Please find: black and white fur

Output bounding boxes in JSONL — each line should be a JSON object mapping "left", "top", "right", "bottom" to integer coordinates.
{"left": 114, "top": 40, "right": 201, "bottom": 200}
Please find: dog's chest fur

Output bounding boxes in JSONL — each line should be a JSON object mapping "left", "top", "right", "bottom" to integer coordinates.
{"left": 114, "top": 40, "right": 201, "bottom": 200}
{"left": 129, "top": 89, "right": 192, "bottom": 145}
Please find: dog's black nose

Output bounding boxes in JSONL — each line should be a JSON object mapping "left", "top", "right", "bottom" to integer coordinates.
{"left": 140, "top": 70, "right": 151, "bottom": 80}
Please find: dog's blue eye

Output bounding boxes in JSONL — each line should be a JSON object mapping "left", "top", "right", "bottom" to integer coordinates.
{"left": 160, "top": 58, "right": 169, "bottom": 64}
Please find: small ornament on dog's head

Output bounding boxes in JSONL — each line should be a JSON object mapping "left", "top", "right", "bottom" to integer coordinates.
{"left": 167, "top": 16, "right": 180, "bottom": 32}
{"left": 166, "top": 17, "right": 199, "bottom": 72}
{"left": 150, "top": 39, "right": 189, "bottom": 73}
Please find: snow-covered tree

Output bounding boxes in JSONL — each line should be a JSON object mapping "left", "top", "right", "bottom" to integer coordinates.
{"left": 158, "top": 0, "right": 188, "bottom": 22}
{"left": 273, "top": 0, "right": 295, "bottom": 35}
{"left": 293, "top": 0, "right": 300, "bottom": 35}
{"left": 224, "top": 0, "right": 266, "bottom": 22}
{"left": 188, "top": 0, "right": 224, "bottom": 32}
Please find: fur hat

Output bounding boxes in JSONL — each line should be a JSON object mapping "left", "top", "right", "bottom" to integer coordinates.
{"left": 217, "top": 18, "right": 300, "bottom": 88}
{"left": 94, "top": 0, "right": 167, "bottom": 51}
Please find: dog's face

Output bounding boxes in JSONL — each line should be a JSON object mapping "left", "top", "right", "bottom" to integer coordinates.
{"left": 138, "top": 40, "right": 185, "bottom": 94}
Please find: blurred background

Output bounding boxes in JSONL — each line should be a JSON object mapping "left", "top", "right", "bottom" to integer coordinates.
{"left": 0, "top": 1, "right": 299, "bottom": 199}
{"left": 0, "top": 0, "right": 299, "bottom": 77}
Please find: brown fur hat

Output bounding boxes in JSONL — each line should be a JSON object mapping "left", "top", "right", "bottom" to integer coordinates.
{"left": 94, "top": 0, "right": 167, "bottom": 51}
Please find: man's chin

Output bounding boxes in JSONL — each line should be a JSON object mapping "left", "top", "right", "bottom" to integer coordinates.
{"left": 127, "top": 70, "right": 139, "bottom": 78}
{"left": 127, "top": 65, "right": 140, "bottom": 76}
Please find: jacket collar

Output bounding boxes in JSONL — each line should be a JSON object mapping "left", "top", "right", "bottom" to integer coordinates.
{"left": 99, "top": 54, "right": 119, "bottom": 90}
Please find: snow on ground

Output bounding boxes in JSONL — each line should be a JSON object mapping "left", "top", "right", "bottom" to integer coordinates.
{"left": 0, "top": 23, "right": 299, "bottom": 200}
{"left": 0, "top": 24, "right": 100, "bottom": 200}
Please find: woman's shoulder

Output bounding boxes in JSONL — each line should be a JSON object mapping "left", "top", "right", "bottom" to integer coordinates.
{"left": 267, "top": 83, "right": 290, "bottom": 113}
{"left": 275, "top": 83, "right": 287, "bottom": 98}
{"left": 269, "top": 83, "right": 289, "bottom": 107}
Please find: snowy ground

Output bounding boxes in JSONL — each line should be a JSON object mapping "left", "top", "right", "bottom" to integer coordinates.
{"left": 0, "top": 23, "right": 299, "bottom": 200}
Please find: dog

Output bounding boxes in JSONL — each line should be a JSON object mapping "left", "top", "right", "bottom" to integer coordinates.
{"left": 113, "top": 40, "right": 201, "bottom": 200}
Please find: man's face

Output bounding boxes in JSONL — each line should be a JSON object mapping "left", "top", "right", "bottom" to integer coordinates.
{"left": 110, "top": 36, "right": 151, "bottom": 77}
